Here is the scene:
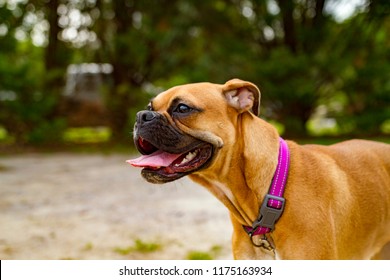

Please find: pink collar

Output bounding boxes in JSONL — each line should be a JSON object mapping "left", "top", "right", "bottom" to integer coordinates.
{"left": 243, "top": 137, "right": 290, "bottom": 237}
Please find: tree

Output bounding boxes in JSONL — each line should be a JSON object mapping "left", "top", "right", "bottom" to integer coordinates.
{"left": 1, "top": 0, "right": 389, "bottom": 144}
{"left": 332, "top": 1, "right": 390, "bottom": 136}
{"left": 95, "top": 0, "right": 205, "bottom": 142}
{"left": 74, "top": 0, "right": 390, "bottom": 139}
{"left": 0, "top": 1, "right": 47, "bottom": 143}
{"left": 243, "top": 0, "right": 331, "bottom": 136}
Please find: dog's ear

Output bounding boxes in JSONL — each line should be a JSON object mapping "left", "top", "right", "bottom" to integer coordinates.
{"left": 222, "top": 79, "right": 261, "bottom": 116}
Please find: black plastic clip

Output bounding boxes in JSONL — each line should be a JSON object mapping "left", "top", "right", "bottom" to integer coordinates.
{"left": 252, "top": 194, "right": 285, "bottom": 231}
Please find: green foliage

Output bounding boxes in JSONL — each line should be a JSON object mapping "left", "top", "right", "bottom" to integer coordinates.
{"left": 0, "top": 84, "right": 66, "bottom": 144}
{"left": 255, "top": 48, "right": 320, "bottom": 136}
{"left": 0, "top": 39, "right": 66, "bottom": 144}
{"left": 0, "top": 1, "right": 69, "bottom": 144}
{"left": 0, "top": 0, "right": 389, "bottom": 144}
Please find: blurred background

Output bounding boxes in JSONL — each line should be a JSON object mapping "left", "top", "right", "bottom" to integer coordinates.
{"left": 1, "top": 0, "right": 390, "bottom": 260}
{"left": 0, "top": 0, "right": 389, "bottom": 147}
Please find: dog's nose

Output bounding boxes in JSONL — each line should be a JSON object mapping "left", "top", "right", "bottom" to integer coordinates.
{"left": 137, "top": 110, "right": 156, "bottom": 124}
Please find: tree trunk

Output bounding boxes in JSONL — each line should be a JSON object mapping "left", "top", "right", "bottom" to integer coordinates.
{"left": 45, "top": 0, "right": 60, "bottom": 73}
{"left": 107, "top": 0, "right": 136, "bottom": 143}
{"left": 277, "top": 0, "right": 297, "bottom": 53}
{"left": 44, "top": 0, "right": 68, "bottom": 115}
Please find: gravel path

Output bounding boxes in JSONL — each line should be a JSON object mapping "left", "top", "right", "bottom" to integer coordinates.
{"left": 0, "top": 153, "right": 232, "bottom": 260}
{"left": 1, "top": 152, "right": 389, "bottom": 260}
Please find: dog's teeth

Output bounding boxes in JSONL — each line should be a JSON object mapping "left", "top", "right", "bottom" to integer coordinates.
{"left": 186, "top": 151, "right": 197, "bottom": 161}
{"left": 176, "top": 151, "right": 198, "bottom": 166}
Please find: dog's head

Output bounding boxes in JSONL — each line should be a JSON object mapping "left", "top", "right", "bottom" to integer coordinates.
{"left": 128, "top": 79, "right": 260, "bottom": 183}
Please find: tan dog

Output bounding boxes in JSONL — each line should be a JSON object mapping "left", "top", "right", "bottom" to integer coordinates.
{"left": 128, "top": 79, "right": 390, "bottom": 259}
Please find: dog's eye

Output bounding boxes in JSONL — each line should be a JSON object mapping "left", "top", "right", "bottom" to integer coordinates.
{"left": 175, "top": 104, "right": 192, "bottom": 114}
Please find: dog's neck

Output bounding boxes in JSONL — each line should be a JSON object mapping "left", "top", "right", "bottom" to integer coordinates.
{"left": 190, "top": 113, "right": 280, "bottom": 226}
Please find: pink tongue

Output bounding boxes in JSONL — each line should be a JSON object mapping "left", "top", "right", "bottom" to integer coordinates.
{"left": 127, "top": 150, "right": 182, "bottom": 168}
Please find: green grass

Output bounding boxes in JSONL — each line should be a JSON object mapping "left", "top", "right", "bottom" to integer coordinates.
{"left": 113, "top": 246, "right": 133, "bottom": 255}
{"left": 0, "top": 126, "right": 112, "bottom": 144}
{"left": 186, "top": 245, "right": 223, "bottom": 260}
{"left": 1, "top": 123, "right": 389, "bottom": 154}
{"left": 381, "top": 120, "right": 390, "bottom": 134}
{"left": 186, "top": 251, "right": 214, "bottom": 260}
{"left": 0, "top": 127, "right": 7, "bottom": 140}
{"left": 0, "top": 126, "right": 14, "bottom": 144}
{"left": 114, "top": 239, "right": 162, "bottom": 255}
{"left": 62, "top": 127, "right": 111, "bottom": 143}
{"left": 82, "top": 242, "right": 94, "bottom": 251}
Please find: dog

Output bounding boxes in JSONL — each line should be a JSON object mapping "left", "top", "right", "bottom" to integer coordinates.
{"left": 128, "top": 79, "right": 390, "bottom": 259}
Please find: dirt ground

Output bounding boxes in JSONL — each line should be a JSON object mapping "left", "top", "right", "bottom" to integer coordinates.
{"left": 1, "top": 152, "right": 389, "bottom": 260}
{"left": 0, "top": 153, "right": 232, "bottom": 260}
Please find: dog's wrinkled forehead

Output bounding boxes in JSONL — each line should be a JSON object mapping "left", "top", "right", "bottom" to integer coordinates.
{"left": 150, "top": 82, "right": 222, "bottom": 112}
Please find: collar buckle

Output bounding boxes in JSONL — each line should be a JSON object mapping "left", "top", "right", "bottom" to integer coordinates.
{"left": 252, "top": 194, "right": 285, "bottom": 231}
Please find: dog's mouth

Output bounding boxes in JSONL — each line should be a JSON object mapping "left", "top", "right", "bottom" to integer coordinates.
{"left": 127, "top": 137, "right": 214, "bottom": 183}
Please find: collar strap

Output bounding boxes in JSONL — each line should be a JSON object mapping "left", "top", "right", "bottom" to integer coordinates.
{"left": 243, "top": 137, "right": 290, "bottom": 237}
